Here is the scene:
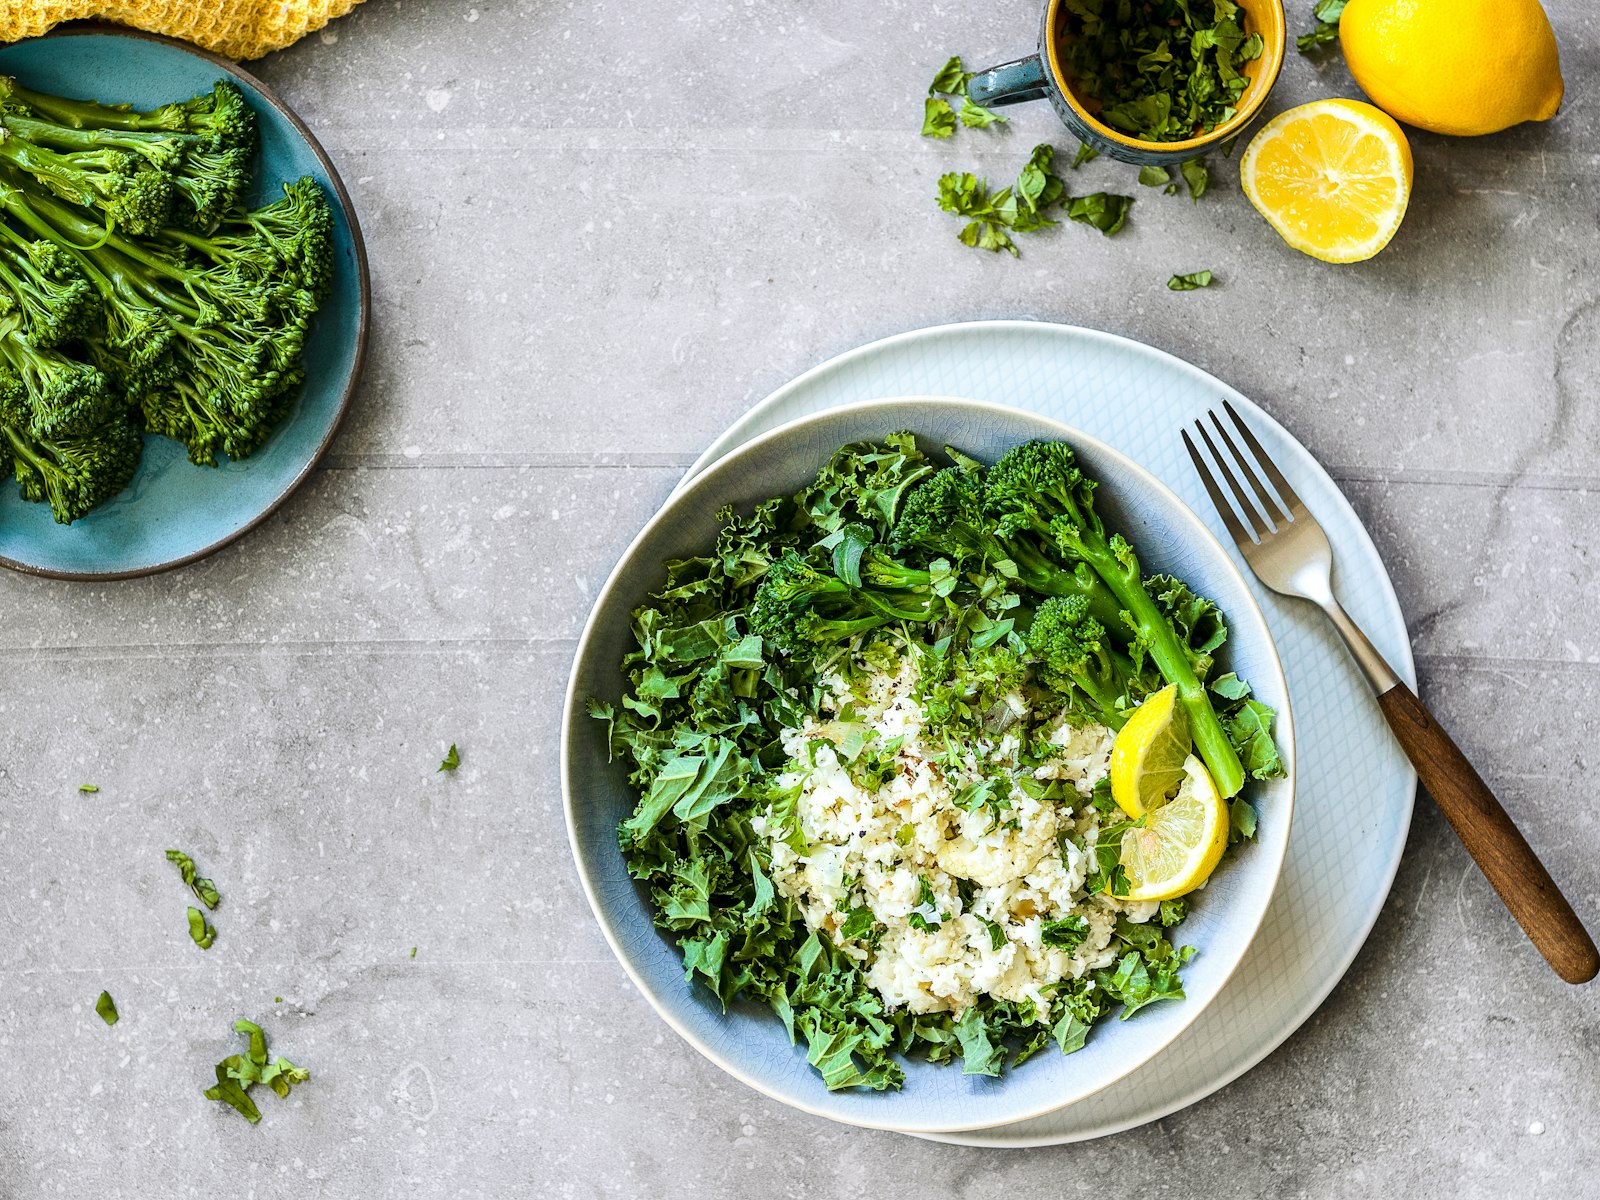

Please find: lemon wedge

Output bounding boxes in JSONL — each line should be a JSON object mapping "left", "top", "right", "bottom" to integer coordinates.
{"left": 1240, "top": 98, "right": 1413, "bottom": 264}
{"left": 1109, "top": 684, "right": 1190, "bottom": 820}
{"left": 1119, "top": 755, "right": 1229, "bottom": 902}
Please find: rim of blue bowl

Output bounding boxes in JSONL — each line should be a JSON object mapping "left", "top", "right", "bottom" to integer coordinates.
{"left": 0, "top": 23, "right": 371, "bottom": 581}
{"left": 561, "top": 395, "right": 1296, "bottom": 1134}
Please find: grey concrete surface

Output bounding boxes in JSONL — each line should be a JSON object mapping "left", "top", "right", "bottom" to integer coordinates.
{"left": 2, "top": 1, "right": 1599, "bottom": 1196}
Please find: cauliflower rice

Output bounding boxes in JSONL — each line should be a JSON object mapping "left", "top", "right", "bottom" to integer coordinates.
{"left": 752, "top": 653, "right": 1159, "bottom": 1024}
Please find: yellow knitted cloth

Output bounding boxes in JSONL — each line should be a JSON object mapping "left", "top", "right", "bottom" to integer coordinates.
{"left": 0, "top": 0, "right": 364, "bottom": 61}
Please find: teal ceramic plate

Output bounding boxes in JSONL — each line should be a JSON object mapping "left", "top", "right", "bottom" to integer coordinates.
{"left": 0, "top": 27, "right": 369, "bottom": 579}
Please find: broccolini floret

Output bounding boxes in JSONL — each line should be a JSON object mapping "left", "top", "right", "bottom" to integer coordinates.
{"left": 1026, "top": 594, "right": 1153, "bottom": 728}
{"left": 0, "top": 77, "right": 257, "bottom": 229}
{"left": 0, "top": 227, "right": 96, "bottom": 347}
{"left": 987, "top": 439, "right": 1247, "bottom": 796}
{"left": 0, "top": 167, "right": 331, "bottom": 465}
{"left": 0, "top": 364, "right": 140, "bottom": 523}
{"left": 894, "top": 465, "right": 1127, "bottom": 632}
{"left": 750, "top": 549, "right": 946, "bottom": 658}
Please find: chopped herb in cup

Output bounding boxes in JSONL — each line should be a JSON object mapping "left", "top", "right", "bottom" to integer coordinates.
{"left": 1056, "top": 0, "right": 1265, "bottom": 142}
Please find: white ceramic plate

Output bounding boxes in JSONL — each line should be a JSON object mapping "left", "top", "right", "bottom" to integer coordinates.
{"left": 677, "top": 320, "right": 1417, "bottom": 1146}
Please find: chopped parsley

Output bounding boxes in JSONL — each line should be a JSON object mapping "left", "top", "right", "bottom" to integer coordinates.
{"left": 94, "top": 990, "right": 118, "bottom": 1026}
{"left": 186, "top": 906, "right": 216, "bottom": 950}
{"left": 1168, "top": 270, "right": 1214, "bottom": 291}
{"left": 922, "top": 97, "right": 957, "bottom": 139}
{"left": 1067, "top": 190, "right": 1133, "bottom": 235}
{"left": 166, "top": 850, "right": 220, "bottom": 910}
{"left": 1057, "top": 0, "right": 1265, "bottom": 143}
{"left": 78, "top": 784, "right": 99, "bottom": 793}
{"left": 438, "top": 743, "right": 460, "bottom": 772}
{"left": 923, "top": 55, "right": 1006, "bottom": 139}
{"left": 839, "top": 905, "right": 877, "bottom": 942}
{"left": 1042, "top": 914, "right": 1090, "bottom": 953}
{"left": 978, "top": 914, "right": 1007, "bottom": 951}
{"left": 907, "top": 875, "right": 947, "bottom": 932}
{"left": 1296, "top": 0, "right": 1347, "bottom": 54}
{"left": 203, "top": 1018, "right": 310, "bottom": 1124}
{"left": 937, "top": 144, "right": 1134, "bottom": 256}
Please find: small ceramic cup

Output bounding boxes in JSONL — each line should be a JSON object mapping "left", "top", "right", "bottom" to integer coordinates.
{"left": 968, "top": 0, "right": 1286, "bottom": 166}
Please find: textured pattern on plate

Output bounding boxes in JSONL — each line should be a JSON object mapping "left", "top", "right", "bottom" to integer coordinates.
{"left": 680, "top": 321, "right": 1417, "bottom": 1145}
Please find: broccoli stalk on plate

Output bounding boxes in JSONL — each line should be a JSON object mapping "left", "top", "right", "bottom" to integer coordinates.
{"left": 1026, "top": 594, "right": 1154, "bottom": 728}
{"left": 0, "top": 77, "right": 257, "bottom": 231}
{"left": 749, "top": 548, "right": 946, "bottom": 657}
{"left": 0, "top": 75, "right": 334, "bottom": 521}
{"left": 894, "top": 465, "right": 1128, "bottom": 633}
{"left": 986, "top": 440, "right": 1248, "bottom": 796}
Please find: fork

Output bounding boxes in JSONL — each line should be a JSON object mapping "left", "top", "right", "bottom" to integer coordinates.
{"left": 1184, "top": 401, "right": 1599, "bottom": 985}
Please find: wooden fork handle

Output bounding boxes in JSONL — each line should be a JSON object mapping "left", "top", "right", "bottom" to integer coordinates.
{"left": 1378, "top": 682, "right": 1599, "bottom": 984}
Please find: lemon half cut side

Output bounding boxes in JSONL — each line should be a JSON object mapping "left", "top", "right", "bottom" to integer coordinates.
{"left": 1240, "top": 98, "right": 1413, "bottom": 264}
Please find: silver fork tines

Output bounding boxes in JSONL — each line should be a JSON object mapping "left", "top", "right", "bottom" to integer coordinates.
{"left": 1182, "top": 402, "right": 1396, "bottom": 694}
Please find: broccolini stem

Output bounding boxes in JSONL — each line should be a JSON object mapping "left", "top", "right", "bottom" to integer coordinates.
{"left": 1072, "top": 536, "right": 1245, "bottom": 796}
{"left": 4, "top": 84, "right": 180, "bottom": 132}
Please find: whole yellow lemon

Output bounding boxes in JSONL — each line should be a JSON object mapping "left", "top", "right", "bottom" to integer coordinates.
{"left": 1340, "top": 0, "right": 1563, "bottom": 136}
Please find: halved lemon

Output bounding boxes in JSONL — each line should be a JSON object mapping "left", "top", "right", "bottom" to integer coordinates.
{"left": 1119, "top": 755, "right": 1228, "bottom": 902}
{"left": 1240, "top": 98, "right": 1413, "bottom": 264}
{"left": 1109, "top": 684, "right": 1190, "bottom": 820}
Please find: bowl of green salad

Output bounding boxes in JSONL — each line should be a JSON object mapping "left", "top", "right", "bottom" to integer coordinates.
{"left": 562, "top": 397, "right": 1293, "bottom": 1134}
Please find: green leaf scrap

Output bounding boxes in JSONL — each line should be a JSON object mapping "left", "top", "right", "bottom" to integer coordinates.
{"left": 1296, "top": 0, "right": 1348, "bottom": 54}
{"left": 187, "top": 906, "right": 216, "bottom": 950}
{"left": 438, "top": 743, "right": 460, "bottom": 772}
{"left": 1168, "top": 270, "right": 1214, "bottom": 291}
{"left": 203, "top": 1017, "right": 310, "bottom": 1124}
{"left": 1067, "top": 191, "right": 1133, "bottom": 236}
{"left": 922, "top": 96, "right": 958, "bottom": 139}
{"left": 94, "top": 990, "right": 118, "bottom": 1026}
{"left": 165, "top": 849, "right": 220, "bottom": 910}
{"left": 929, "top": 55, "right": 971, "bottom": 97}
{"left": 958, "top": 99, "right": 1007, "bottom": 129}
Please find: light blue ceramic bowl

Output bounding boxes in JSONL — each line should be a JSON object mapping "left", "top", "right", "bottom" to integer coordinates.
{"left": 562, "top": 398, "right": 1295, "bottom": 1134}
{"left": 0, "top": 27, "right": 368, "bottom": 579}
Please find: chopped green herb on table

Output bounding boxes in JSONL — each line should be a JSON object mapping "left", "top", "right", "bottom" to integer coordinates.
{"left": 203, "top": 1018, "right": 310, "bottom": 1125}
{"left": 936, "top": 143, "right": 1133, "bottom": 256}
{"left": 438, "top": 743, "right": 460, "bottom": 771}
{"left": 166, "top": 849, "right": 220, "bottom": 909}
{"left": 187, "top": 905, "right": 216, "bottom": 949}
{"left": 94, "top": 990, "right": 118, "bottom": 1026}
{"left": 922, "top": 56, "right": 1006, "bottom": 140}
{"left": 78, "top": 783, "right": 98, "bottom": 793}
{"left": 1296, "top": 0, "right": 1348, "bottom": 54}
{"left": 1168, "top": 270, "right": 1214, "bottom": 290}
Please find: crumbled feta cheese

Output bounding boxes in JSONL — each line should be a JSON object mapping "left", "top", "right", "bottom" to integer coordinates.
{"left": 758, "top": 654, "right": 1147, "bottom": 1022}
